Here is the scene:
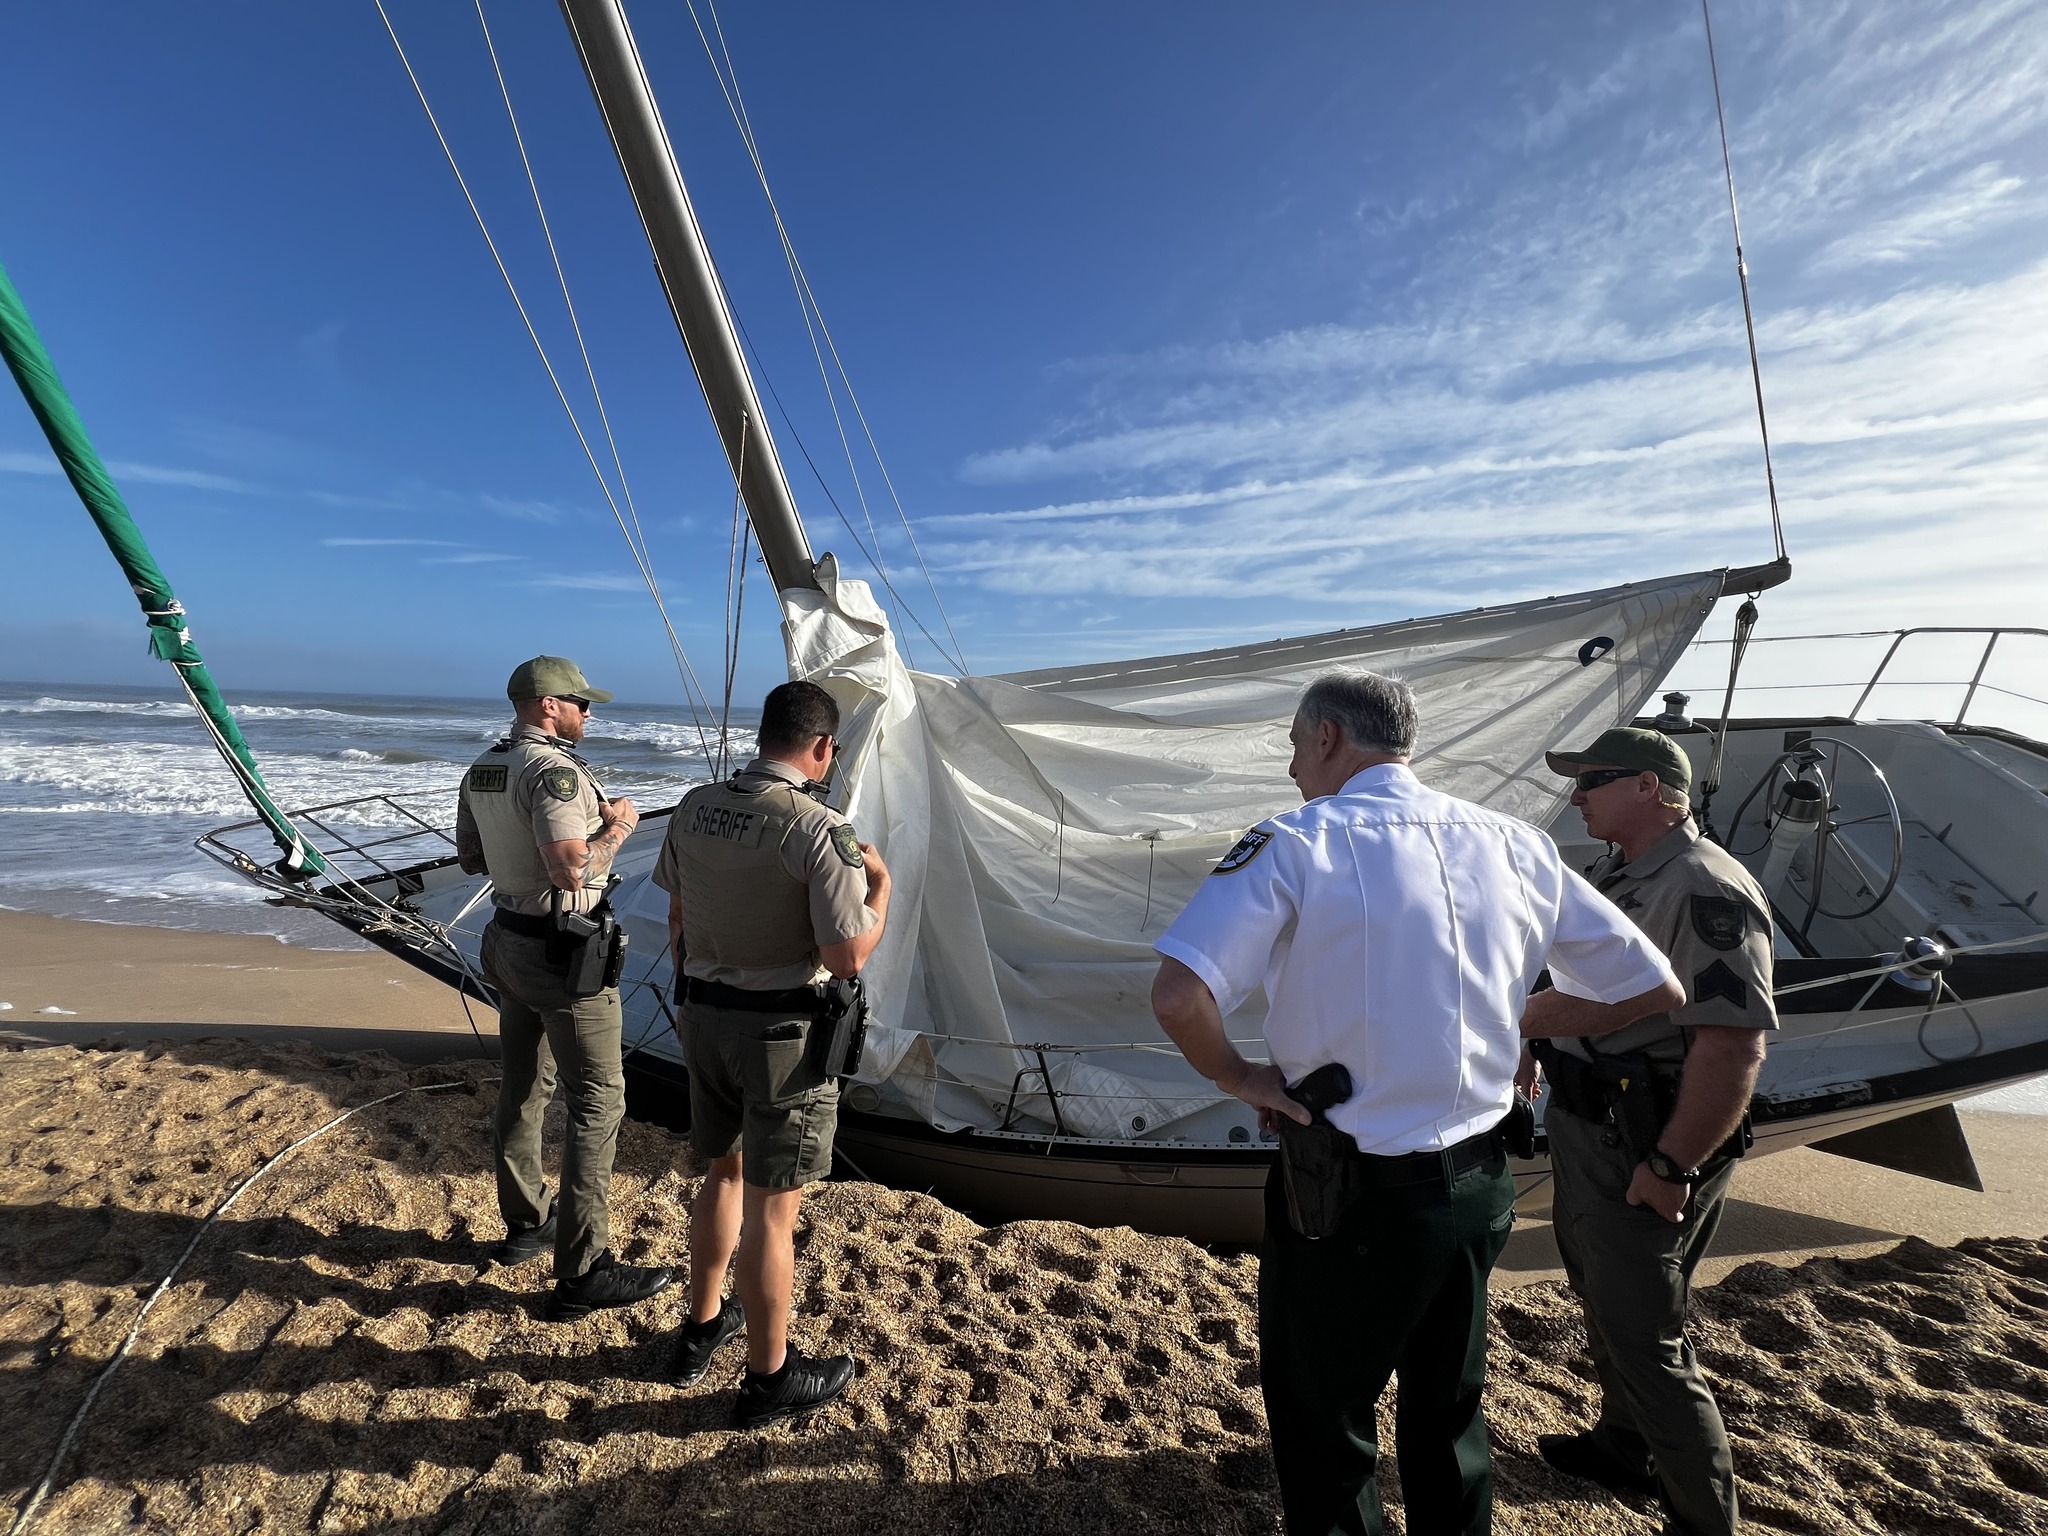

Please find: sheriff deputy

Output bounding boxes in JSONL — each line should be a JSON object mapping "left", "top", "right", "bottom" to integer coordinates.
{"left": 1527, "top": 726, "right": 1777, "bottom": 1536}
{"left": 652, "top": 679, "right": 891, "bottom": 1430}
{"left": 1152, "top": 671, "right": 1683, "bottom": 1536}
{"left": 454, "top": 655, "right": 672, "bottom": 1322}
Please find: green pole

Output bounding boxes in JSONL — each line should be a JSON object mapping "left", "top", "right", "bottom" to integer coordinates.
{"left": 0, "top": 260, "right": 324, "bottom": 875}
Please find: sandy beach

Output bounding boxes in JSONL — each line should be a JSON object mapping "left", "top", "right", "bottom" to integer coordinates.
{"left": 3, "top": 912, "right": 2046, "bottom": 1534}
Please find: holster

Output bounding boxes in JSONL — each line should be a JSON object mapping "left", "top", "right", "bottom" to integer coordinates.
{"left": 1502, "top": 1090, "right": 1538, "bottom": 1160}
{"left": 549, "top": 889, "right": 624, "bottom": 999}
{"left": 1276, "top": 1118, "right": 1361, "bottom": 1241}
{"left": 807, "top": 976, "right": 869, "bottom": 1081}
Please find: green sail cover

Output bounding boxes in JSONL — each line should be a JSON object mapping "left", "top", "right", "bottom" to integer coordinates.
{"left": 0, "top": 260, "right": 323, "bottom": 875}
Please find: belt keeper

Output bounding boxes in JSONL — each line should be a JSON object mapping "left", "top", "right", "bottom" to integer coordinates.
{"left": 1439, "top": 1147, "right": 1455, "bottom": 1192}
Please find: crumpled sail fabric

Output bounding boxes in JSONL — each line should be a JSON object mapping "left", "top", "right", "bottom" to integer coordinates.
{"left": 783, "top": 555, "right": 1724, "bottom": 1142}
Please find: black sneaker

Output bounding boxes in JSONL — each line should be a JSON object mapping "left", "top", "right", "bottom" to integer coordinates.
{"left": 731, "top": 1347, "right": 855, "bottom": 1429}
{"left": 1537, "top": 1431, "right": 1661, "bottom": 1500}
{"left": 487, "top": 1212, "right": 556, "bottom": 1268}
{"left": 545, "top": 1249, "right": 673, "bottom": 1322}
{"left": 671, "top": 1299, "right": 746, "bottom": 1387}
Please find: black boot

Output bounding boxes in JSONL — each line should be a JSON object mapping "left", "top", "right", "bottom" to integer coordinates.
{"left": 731, "top": 1347, "right": 854, "bottom": 1429}
{"left": 1538, "top": 1431, "right": 1661, "bottom": 1500}
{"left": 487, "top": 1211, "right": 556, "bottom": 1267}
{"left": 671, "top": 1299, "right": 746, "bottom": 1387}
{"left": 545, "top": 1249, "right": 672, "bottom": 1322}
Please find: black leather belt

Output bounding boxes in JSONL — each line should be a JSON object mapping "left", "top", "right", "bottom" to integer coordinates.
{"left": 681, "top": 976, "right": 822, "bottom": 1014}
{"left": 490, "top": 908, "right": 553, "bottom": 940}
{"left": 1353, "top": 1123, "right": 1506, "bottom": 1189}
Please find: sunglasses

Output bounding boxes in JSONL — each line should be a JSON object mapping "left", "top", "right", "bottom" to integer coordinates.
{"left": 554, "top": 696, "right": 592, "bottom": 714}
{"left": 1574, "top": 768, "right": 1641, "bottom": 792}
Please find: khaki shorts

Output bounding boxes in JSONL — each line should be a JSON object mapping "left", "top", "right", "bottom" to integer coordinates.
{"left": 679, "top": 1000, "right": 839, "bottom": 1188}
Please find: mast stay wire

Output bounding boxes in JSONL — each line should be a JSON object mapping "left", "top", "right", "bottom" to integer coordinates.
{"left": 472, "top": 0, "right": 725, "bottom": 766}
{"left": 684, "top": 0, "right": 971, "bottom": 676}
{"left": 728, "top": 303, "right": 973, "bottom": 676}
{"left": 373, "top": 0, "right": 725, "bottom": 772}
{"left": 719, "top": 415, "right": 752, "bottom": 780}
{"left": 1700, "top": 0, "right": 1789, "bottom": 567}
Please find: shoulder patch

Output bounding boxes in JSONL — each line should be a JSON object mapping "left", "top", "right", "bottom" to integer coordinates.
{"left": 829, "top": 824, "right": 865, "bottom": 868}
{"left": 466, "top": 764, "right": 507, "bottom": 794}
{"left": 1690, "top": 894, "right": 1748, "bottom": 951}
{"left": 1214, "top": 827, "right": 1274, "bottom": 875}
{"left": 540, "top": 766, "right": 581, "bottom": 803}
{"left": 1694, "top": 958, "right": 1748, "bottom": 1009}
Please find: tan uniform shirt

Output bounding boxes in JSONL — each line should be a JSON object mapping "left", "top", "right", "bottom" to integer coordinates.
{"left": 1559, "top": 819, "right": 1778, "bottom": 1065}
{"left": 651, "top": 757, "right": 877, "bottom": 990}
{"left": 454, "top": 722, "right": 608, "bottom": 917}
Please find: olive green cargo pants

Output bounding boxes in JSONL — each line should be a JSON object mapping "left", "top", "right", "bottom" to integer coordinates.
{"left": 481, "top": 921, "right": 624, "bottom": 1281}
{"left": 1259, "top": 1149, "right": 1516, "bottom": 1536}
{"left": 1546, "top": 1103, "right": 1740, "bottom": 1536}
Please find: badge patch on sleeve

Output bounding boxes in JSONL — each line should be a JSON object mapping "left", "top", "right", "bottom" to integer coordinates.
{"left": 466, "top": 764, "right": 507, "bottom": 793}
{"left": 1690, "top": 894, "right": 1748, "bottom": 950}
{"left": 540, "top": 766, "right": 581, "bottom": 803}
{"left": 1694, "top": 958, "right": 1748, "bottom": 1009}
{"left": 1214, "top": 828, "right": 1273, "bottom": 874}
{"left": 829, "top": 824, "right": 865, "bottom": 868}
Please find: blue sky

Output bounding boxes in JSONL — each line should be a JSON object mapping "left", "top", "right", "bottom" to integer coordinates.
{"left": 3, "top": 0, "right": 2045, "bottom": 707}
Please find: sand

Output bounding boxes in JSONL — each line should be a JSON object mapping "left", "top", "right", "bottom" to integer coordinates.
{"left": 0, "top": 909, "right": 484, "bottom": 1040}
{"left": 4, "top": 1035, "right": 2046, "bottom": 1536}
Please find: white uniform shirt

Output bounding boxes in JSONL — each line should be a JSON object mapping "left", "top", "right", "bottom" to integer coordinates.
{"left": 1155, "top": 763, "right": 1677, "bottom": 1156}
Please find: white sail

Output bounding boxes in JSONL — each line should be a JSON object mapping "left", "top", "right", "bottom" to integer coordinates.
{"left": 786, "top": 560, "right": 1725, "bottom": 1138}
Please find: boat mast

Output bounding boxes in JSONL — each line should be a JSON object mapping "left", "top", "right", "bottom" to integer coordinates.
{"left": 557, "top": 0, "right": 819, "bottom": 594}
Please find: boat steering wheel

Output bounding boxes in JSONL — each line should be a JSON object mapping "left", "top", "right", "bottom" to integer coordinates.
{"left": 1724, "top": 735, "right": 1905, "bottom": 939}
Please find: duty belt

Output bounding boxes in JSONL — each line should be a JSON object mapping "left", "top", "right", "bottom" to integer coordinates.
{"left": 1531, "top": 1040, "right": 1680, "bottom": 1124}
{"left": 490, "top": 907, "right": 555, "bottom": 940}
{"left": 1350, "top": 1123, "right": 1507, "bottom": 1189}
{"left": 681, "top": 976, "right": 823, "bottom": 1014}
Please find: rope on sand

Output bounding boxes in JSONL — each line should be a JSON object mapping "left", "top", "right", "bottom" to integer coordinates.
{"left": 8, "top": 1078, "right": 491, "bottom": 1536}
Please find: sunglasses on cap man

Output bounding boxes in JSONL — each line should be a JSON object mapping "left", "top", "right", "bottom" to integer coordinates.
{"left": 1574, "top": 767, "right": 1643, "bottom": 793}
{"left": 551, "top": 696, "right": 592, "bottom": 714}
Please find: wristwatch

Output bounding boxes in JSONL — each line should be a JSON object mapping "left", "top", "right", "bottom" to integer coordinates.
{"left": 1645, "top": 1150, "right": 1699, "bottom": 1185}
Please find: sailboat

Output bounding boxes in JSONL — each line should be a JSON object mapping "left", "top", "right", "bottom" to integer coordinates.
{"left": 11, "top": 0, "right": 2047, "bottom": 1245}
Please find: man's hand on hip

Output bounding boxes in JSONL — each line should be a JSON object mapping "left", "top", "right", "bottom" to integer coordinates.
{"left": 1626, "top": 1161, "right": 1689, "bottom": 1223}
{"left": 1219, "top": 1060, "right": 1312, "bottom": 1130}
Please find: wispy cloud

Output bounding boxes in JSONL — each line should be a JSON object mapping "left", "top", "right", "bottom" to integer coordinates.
{"left": 426, "top": 551, "right": 525, "bottom": 565}
{"left": 527, "top": 573, "right": 646, "bottom": 592}
{"left": 0, "top": 447, "right": 258, "bottom": 493}
{"left": 479, "top": 493, "right": 572, "bottom": 524}
{"left": 321, "top": 537, "right": 462, "bottom": 548}
{"left": 938, "top": 0, "right": 2048, "bottom": 640}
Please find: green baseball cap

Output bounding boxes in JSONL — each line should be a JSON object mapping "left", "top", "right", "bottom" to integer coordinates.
{"left": 1545, "top": 726, "right": 1692, "bottom": 792}
{"left": 506, "top": 655, "right": 613, "bottom": 705}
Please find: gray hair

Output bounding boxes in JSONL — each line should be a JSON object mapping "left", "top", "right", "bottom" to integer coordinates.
{"left": 1298, "top": 670, "right": 1418, "bottom": 756}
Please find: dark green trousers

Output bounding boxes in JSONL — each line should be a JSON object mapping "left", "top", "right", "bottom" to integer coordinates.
{"left": 1546, "top": 1104, "right": 1739, "bottom": 1536}
{"left": 1259, "top": 1149, "right": 1516, "bottom": 1536}
{"left": 481, "top": 922, "right": 625, "bottom": 1281}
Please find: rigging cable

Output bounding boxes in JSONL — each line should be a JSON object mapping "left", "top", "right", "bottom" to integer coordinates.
{"left": 729, "top": 304, "right": 972, "bottom": 675}
{"left": 684, "top": 0, "right": 971, "bottom": 676}
{"left": 719, "top": 414, "right": 753, "bottom": 779}
{"left": 373, "top": 0, "right": 722, "bottom": 772}
{"left": 5, "top": 1078, "right": 491, "bottom": 1536}
{"left": 472, "top": 0, "right": 725, "bottom": 768}
{"left": 1700, "top": 0, "right": 1788, "bottom": 566}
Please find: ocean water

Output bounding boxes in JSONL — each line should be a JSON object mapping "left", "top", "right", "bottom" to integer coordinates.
{"left": 0, "top": 679, "right": 749, "bottom": 948}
